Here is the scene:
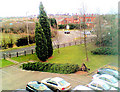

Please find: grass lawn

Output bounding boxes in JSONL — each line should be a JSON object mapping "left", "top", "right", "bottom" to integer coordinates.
{"left": 11, "top": 43, "right": 118, "bottom": 73}
{"left": 0, "top": 59, "right": 15, "bottom": 68}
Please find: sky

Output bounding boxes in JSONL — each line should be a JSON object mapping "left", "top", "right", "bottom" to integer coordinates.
{"left": 0, "top": 0, "right": 119, "bottom": 17}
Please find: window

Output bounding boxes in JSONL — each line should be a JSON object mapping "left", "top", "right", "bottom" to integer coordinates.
{"left": 105, "top": 78, "right": 111, "bottom": 82}
{"left": 97, "top": 84, "right": 103, "bottom": 89}
{"left": 59, "top": 80, "right": 68, "bottom": 86}
{"left": 47, "top": 80, "right": 57, "bottom": 86}
{"left": 90, "top": 18, "right": 91, "bottom": 22}
{"left": 91, "top": 83, "right": 96, "bottom": 87}
{"left": 100, "top": 77, "right": 106, "bottom": 81}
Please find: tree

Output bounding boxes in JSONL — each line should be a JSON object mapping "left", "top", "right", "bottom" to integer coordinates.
{"left": 94, "top": 14, "right": 118, "bottom": 48}
{"left": 35, "top": 22, "right": 48, "bottom": 61}
{"left": 48, "top": 18, "right": 57, "bottom": 28}
{"left": 80, "top": 4, "right": 89, "bottom": 61}
{"left": 53, "top": 30, "right": 61, "bottom": 53}
{"left": 39, "top": 2, "right": 53, "bottom": 58}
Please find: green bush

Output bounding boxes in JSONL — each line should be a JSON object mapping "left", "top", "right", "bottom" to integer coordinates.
{"left": 91, "top": 47, "right": 117, "bottom": 55}
{"left": 22, "top": 62, "right": 79, "bottom": 74}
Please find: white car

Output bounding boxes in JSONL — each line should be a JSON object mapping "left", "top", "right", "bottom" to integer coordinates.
{"left": 87, "top": 80, "right": 117, "bottom": 90}
{"left": 92, "top": 74, "right": 119, "bottom": 89}
{"left": 72, "top": 85, "right": 94, "bottom": 92}
{"left": 26, "top": 81, "right": 53, "bottom": 92}
{"left": 41, "top": 77, "right": 71, "bottom": 91}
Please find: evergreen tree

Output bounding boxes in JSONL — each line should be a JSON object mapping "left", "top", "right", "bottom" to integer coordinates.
{"left": 39, "top": 2, "right": 53, "bottom": 58}
{"left": 35, "top": 22, "right": 48, "bottom": 61}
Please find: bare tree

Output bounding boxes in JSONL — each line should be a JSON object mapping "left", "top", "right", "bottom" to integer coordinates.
{"left": 80, "top": 4, "right": 89, "bottom": 61}
{"left": 53, "top": 29, "right": 61, "bottom": 53}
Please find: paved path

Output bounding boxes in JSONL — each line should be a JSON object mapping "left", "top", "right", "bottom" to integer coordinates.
{"left": 1, "top": 64, "right": 92, "bottom": 90}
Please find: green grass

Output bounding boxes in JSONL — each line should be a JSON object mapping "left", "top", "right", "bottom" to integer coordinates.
{"left": 11, "top": 43, "right": 118, "bottom": 73}
{"left": 0, "top": 59, "right": 15, "bottom": 68}
{"left": 11, "top": 54, "right": 39, "bottom": 63}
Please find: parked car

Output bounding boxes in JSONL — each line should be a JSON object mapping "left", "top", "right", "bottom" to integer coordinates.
{"left": 41, "top": 77, "right": 71, "bottom": 91}
{"left": 64, "top": 30, "right": 70, "bottom": 34}
{"left": 92, "top": 74, "right": 119, "bottom": 89}
{"left": 97, "top": 68, "right": 120, "bottom": 80}
{"left": 72, "top": 85, "right": 94, "bottom": 92}
{"left": 26, "top": 81, "right": 53, "bottom": 92}
{"left": 87, "top": 80, "right": 117, "bottom": 90}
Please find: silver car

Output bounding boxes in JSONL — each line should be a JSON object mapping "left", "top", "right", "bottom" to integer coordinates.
{"left": 72, "top": 85, "right": 94, "bottom": 92}
{"left": 92, "top": 74, "right": 119, "bottom": 89}
{"left": 26, "top": 81, "right": 53, "bottom": 92}
{"left": 41, "top": 77, "right": 71, "bottom": 91}
{"left": 87, "top": 80, "right": 117, "bottom": 90}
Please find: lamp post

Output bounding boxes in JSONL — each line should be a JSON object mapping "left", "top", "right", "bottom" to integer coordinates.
{"left": 26, "top": 12, "right": 29, "bottom": 45}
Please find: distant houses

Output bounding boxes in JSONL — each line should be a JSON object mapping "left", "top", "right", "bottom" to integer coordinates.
{"left": 48, "top": 14, "right": 96, "bottom": 28}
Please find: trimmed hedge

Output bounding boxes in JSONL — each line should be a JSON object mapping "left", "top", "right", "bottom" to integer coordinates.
{"left": 91, "top": 47, "right": 117, "bottom": 55}
{"left": 22, "top": 62, "right": 79, "bottom": 74}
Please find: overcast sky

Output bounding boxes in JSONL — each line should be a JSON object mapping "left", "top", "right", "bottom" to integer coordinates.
{"left": 0, "top": 0, "right": 119, "bottom": 17}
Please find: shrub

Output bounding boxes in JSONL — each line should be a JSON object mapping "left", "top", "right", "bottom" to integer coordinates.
{"left": 91, "top": 47, "right": 117, "bottom": 55}
{"left": 22, "top": 62, "right": 79, "bottom": 74}
{"left": 16, "top": 36, "right": 35, "bottom": 47}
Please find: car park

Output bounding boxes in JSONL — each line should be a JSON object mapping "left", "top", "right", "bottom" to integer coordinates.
{"left": 26, "top": 81, "right": 53, "bottom": 92}
{"left": 92, "top": 74, "right": 119, "bottom": 89}
{"left": 86, "top": 80, "right": 117, "bottom": 90}
{"left": 41, "top": 77, "right": 71, "bottom": 91}
{"left": 72, "top": 85, "right": 94, "bottom": 92}
{"left": 97, "top": 68, "right": 120, "bottom": 80}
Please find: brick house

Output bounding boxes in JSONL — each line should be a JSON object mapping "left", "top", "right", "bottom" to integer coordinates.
{"left": 48, "top": 14, "right": 96, "bottom": 28}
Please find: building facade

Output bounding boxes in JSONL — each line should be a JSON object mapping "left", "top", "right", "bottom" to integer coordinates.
{"left": 48, "top": 14, "right": 96, "bottom": 28}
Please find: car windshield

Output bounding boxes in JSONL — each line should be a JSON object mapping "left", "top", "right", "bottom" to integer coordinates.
{"left": 33, "top": 84, "right": 48, "bottom": 90}
{"left": 109, "top": 70, "right": 118, "bottom": 76}
{"left": 58, "top": 80, "right": 68, "bottom": 86}
{"left": 102, "top": 84, "right": 111, "bottom": 90}
{"left": 109, "top": 77, "right": 118, "bottom": 83}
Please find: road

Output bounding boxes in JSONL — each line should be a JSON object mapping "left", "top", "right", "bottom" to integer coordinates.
{"left": 1, "top": 63, "right": 92, "bottom": 90}
{"left": 1, "top": 30, "right": 95, "bottom": 59}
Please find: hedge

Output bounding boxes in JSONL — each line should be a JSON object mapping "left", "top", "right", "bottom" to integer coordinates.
{"left": 21, "top": 62, "right": 79, "bottom": 74}
{"left": 91, "top": 47, "right": 117, "bottom": 55}
{"left": 16, "top": 36, "right": 35, "bottom": 47}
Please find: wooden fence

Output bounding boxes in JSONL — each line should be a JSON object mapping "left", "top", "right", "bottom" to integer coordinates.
{"left": 2, "top": 38, "right": 94, "bottom": 59}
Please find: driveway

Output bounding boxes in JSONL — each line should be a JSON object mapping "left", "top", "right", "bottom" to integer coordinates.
{"left": 1, "top": 64, "right": 92, "bottom": 90}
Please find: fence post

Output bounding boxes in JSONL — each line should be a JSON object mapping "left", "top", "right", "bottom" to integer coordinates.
{"left": 64, "top": 44, "right": 65, "bottom": 47}
{"left": 69, "top": 43, "right": 71, "bottom": 46}
{"left": 31, "top": 49, "right": 33, "bottom": 54}
{"left": 9, "top": 53, "right": 11, "bottom": 58}
{"left": 91, "top": 39, "right": 92, "bottom": 42}
{"left": 17, "top": 52, "right": 18, "bottom": 57}
{"left": 3, "top": 54, "right": 6, "bottom": 59}
{"left": 24, "top": 51, "right": 26, "bottom": 56}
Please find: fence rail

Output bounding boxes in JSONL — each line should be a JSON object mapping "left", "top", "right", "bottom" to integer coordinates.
{"left": 1, "top": 38, "right": 94, "bottom": 59}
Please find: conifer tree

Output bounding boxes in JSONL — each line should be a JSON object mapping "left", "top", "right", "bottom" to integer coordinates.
{"left": 39, "top": 2, "right": 53, "bottom": 58}
{"left": 35, "top": 22, "right": 48, "bottom": 61}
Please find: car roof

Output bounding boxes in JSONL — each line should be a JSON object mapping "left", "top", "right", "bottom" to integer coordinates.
{"left": 65, "top": 30, "right": 70, "bottom": 32}
{"left": 50, "top": 77, "right": 63, "bottom": 82}
{"left": 91, "top": 80, "right": 107, "bottom": 85}
{"left": 99, "top": 74, "right": 115, "bottom": 79}
{"left": 99, "top": 68, "right": 117, "bottom": 71}
{"left": 28, "top": 81, "right": 38, "bottom": 84}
